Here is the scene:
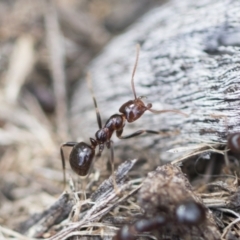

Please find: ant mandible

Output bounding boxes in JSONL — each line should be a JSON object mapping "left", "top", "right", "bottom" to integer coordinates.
{"left": 60, "top": 44, "right": 186, "bottom": 187}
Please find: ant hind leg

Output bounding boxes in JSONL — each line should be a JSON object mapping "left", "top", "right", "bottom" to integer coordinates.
{"left": 60, "top": 141, "right": 77, "bottom": 190}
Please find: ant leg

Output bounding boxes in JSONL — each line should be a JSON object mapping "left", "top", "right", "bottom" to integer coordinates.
{"left": 110, "top": 140, "right": 115, "bottom": 175}
{"left": 117, "top": 129, "right": 174, "bottom": 139}
{"left": 79, "top": 176, "right": 87, "bottom": 201}
{"left": 60, "top": 141, "right": 77, "bottom": 189}
{"left": 106, "top": 140, "right": 115, "bottom": 174}
{"left": 108, "top": 140, "right": 121, "bottom": 195}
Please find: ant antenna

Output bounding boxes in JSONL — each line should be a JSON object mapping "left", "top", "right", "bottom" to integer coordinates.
{"left": 130, "top": 45, "right": 187, "bottom": 117}
{"left": 86, "top": 72, "right": 102, "bottom": 129}
{"left": 148, "top": 108, "right": 188, "bottom": 116}
{"left": 131, "top": 44, "right": 140, "bottom": 100}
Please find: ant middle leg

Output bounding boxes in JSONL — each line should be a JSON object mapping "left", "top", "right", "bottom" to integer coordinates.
{"left": 60, "top": 141, "right": 78, "bottom": 189}
{"left": 107, "top": 140, "right": 122, "bottom": 195}
{"left": 116, "top": 129, "right": 178, "bottom": 139}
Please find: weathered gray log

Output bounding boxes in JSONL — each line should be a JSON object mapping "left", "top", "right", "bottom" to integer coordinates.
{"left": 71, "top": 0, "right": 240, "bottom": 161}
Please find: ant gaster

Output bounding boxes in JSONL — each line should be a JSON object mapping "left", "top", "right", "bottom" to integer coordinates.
{"left": 60, "top": 45, "right": 186, "bottom": 186}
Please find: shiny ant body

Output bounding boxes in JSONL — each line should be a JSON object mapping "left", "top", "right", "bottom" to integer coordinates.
{"left": 60, "top": 45, "right": 185, "bottom": 186}
{"left": 114, "top": 200, "right": 206, "bottom": 240}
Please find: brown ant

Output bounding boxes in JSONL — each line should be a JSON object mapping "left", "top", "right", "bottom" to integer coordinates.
{"left": 113, "top": 200, "right": 206, "bottom": 240}
{"left": 60, "top": 45, "right": 186, "bottom": 188}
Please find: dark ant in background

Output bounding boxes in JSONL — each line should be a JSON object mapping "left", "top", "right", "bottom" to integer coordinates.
{"left": 114, "top": 200, "right": 206, "bottom": 240}
{"left": 222, "top": 132, "right": 240, "bottom": 172}
{"left": 227, "top": 133, "right": 240, "bottom": 153}
{"left": 60, "top": 45, "right": 186, "bottom": 190}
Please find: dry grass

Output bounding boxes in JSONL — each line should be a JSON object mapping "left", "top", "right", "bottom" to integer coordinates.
{"left": 1, "top": 0, "right": 240, "bottom": 239}
{"left": 0, "top": 0, "right": 159, "bottom": 238}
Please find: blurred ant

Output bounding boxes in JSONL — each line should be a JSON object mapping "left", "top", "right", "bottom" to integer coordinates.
{"left": 60, "top": 45, "right": 186, "bottom": 189}
{"left": 227, "top": 133, "right": 240, "bottom": 153}
{"left": 222, "top": 132, "right": 240, "bottom": 172}
{"left": 114, "top": 200, "right": 206, "bottom": 240}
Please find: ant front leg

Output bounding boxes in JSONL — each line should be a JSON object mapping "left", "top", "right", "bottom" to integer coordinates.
{"left": 60, "top": 142, "right": 78, "bottom": 189}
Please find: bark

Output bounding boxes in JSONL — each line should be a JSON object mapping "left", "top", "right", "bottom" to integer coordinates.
{"left": 71, "top": 0, "right": 240, "bottom": 161}
{"left": 138, "top": 164, "right": 221, "bottom": 239}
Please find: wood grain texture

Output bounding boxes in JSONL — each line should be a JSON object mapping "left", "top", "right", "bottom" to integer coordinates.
{"left": 71, "top": 0, "right": 240, "bottom": 161}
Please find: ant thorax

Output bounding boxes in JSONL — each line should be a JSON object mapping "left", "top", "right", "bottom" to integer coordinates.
{"left": 95, "top": 114, "right": 125, "bottom": 144}
{"left": 104, "top": 114, "right": 125, "bottom": 132}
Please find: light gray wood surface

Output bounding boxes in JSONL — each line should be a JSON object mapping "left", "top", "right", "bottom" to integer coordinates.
{"left": 71, "top": 0, "right": 240, "bottom": 161}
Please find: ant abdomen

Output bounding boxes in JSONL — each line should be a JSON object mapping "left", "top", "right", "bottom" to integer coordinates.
{"left": 69, "top": 142, "right": 95, "bottom": 177}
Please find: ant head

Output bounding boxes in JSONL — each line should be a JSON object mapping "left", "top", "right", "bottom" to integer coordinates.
{"left": 119, "top": 97, "right": 152, "bottom": 123}
{"left": 123, "top": 44, "right": 186, "bottom": 121}
{"left": 118, "top": 45, "right": 153, "bottom": 123}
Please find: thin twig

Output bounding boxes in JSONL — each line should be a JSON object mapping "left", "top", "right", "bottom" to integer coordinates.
{"left": 221, "top": 216, "right": 240, "bottom": 239}
{"left": 4, "top": 35, "right": 35, "bottom": 104}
